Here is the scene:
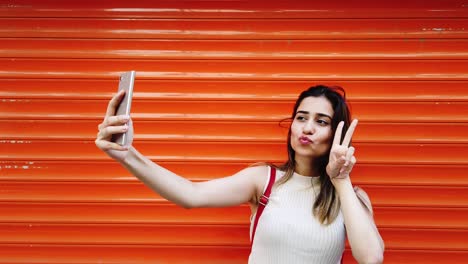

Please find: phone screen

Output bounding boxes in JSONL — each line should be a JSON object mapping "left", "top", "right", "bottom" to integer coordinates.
{"left": 112, "top": 71, "right": 135, "bottom": 146}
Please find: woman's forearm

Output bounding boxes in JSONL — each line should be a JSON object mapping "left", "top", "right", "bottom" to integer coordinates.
{"left": 120, "top": 146, "right": 196, "bottom": 208}
{"left": 334, "top": 179, "right": 384, "bottom": 264}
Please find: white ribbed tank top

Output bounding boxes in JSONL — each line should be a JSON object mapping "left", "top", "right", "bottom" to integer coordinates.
{"left": 249, "top": 167, "right": 345, "bottom": 264}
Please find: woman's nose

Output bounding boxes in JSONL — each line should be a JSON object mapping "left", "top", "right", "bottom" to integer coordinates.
{"left": 302, "top": 121, "right": 314, "bottom": 134}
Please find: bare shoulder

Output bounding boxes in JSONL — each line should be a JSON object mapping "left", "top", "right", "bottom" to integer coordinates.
{"left": 240, "top": 164, "right": 270, "bottom": 202}
{"left": 241, "top": 164, "right": 269, "bottom": 185}
{"left": 353, "top": 185, "right": 373, "bottom": 215}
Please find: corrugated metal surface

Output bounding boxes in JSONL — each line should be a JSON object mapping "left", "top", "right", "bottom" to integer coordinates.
{"left": 1, "top": 1, "right": 467, "bottom": 263}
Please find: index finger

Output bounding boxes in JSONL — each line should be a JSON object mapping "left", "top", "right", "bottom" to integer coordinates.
{"left": 342, "top": 119, "right": 358, "bottom": 147}
{"left": 105, "top": 89, "right": 125, "bottom": 118}
{"left": 332, "top": 121, "right": 344, "bottom": 146}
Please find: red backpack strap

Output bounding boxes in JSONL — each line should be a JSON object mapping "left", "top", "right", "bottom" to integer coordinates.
{"left": 251, "top": 166, "right": 276, "bottom": 246}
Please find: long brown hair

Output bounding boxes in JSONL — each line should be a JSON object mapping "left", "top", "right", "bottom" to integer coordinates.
{"left": 275, "top": 85, "right": 351, "bottom": 225}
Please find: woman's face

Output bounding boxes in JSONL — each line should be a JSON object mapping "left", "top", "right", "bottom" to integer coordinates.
{"left": 290, "top": 96, "right": 334, "bottom": 160}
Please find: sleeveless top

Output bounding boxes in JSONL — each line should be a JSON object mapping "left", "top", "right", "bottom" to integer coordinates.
{"left": 248, "top": 167, "right": 346, "bottom": 264}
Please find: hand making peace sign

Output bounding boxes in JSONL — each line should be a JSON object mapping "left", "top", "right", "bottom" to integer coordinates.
{"left": 326, "top": 119, "right": 358, "bottom": 180}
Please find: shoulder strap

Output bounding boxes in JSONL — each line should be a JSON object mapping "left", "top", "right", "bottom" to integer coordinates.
{"left": 251, "top": 166, "right": 276, "bottom": 246}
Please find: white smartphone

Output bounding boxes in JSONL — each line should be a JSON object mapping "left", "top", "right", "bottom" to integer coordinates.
{"left": 112, "top": 71, "right": 136, "bottom": 146}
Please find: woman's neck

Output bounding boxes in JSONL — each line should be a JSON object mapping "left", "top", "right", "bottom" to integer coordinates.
{"left": 294, "top": 156, "right": 319, "bottom": 177}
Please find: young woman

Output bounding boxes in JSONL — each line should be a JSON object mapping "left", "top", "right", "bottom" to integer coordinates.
{"left": 95, "top": 85, "right": 384, "bottom": 264}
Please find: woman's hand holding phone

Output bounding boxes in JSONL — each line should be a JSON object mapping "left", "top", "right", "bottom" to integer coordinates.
{"left": 95, "top": 89, "right": 134, "bottom": 162}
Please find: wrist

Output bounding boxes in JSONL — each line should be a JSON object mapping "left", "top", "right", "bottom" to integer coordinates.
{"left": 121, "top": 146, "right": 139, "bottom": 166}
{"left": 331, "top": 176, "right": 353, "bottom": 194}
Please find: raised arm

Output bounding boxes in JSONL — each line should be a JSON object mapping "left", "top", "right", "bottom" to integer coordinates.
{"left": 95, "top": 90, "right": 265, "bottom": 209}
{"left": 122, "top": 148, "right": 266, "bottom": 208}
{"left": 326, "top": 120, "right": 384, "bottom": 264}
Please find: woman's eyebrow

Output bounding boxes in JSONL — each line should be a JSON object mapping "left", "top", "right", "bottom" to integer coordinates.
{"left": 297, "top": 110, "right": 332, "bottom": 120}
{"left": 296, "top": 110, "right": 309, "bottom": 115}
{"left": 317, "top": 113, "right": 333, "bottom": 119}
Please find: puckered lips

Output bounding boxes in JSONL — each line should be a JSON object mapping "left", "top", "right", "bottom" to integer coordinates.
{"left": 299, "top": 135, "right": 313, "bottom": 145}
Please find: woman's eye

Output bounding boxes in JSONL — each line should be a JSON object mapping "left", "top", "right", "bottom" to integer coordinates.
{"left": 296, "top": 116, "right": 307, "bottom": 121}
{"left": 317, "top": 120, "right": 329, "bottom": 125}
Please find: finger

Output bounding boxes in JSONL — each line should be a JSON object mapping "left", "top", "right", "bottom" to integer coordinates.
{"left": 337, "top": 156, "right": 346, "bottom": 168}
{"left": 105, "top": 89, "right": 126, "bottom": 118}
{"left": 98, "top": 125, "right": 128, "bottom": 139}
{"left": 341, "top": 155, "right": 356, "bottom": 174}
{"left": 95, "top": 138, "right": 128, "bottom": 151}
{"left": 103, "top": 115, "right": 130, "bottom": 127}
{"left": 344, "top": 146, "right": 355, "bottom": 166}
{"left": 342, "top": 119, "right": 358, "bottom": 147}
{"left": 333, "top": 121, "right": 344, "bottom": 146}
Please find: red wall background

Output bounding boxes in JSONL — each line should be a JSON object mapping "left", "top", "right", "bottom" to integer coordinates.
{"left": 1, "top": 1, "right": 467, "bottom": 263}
